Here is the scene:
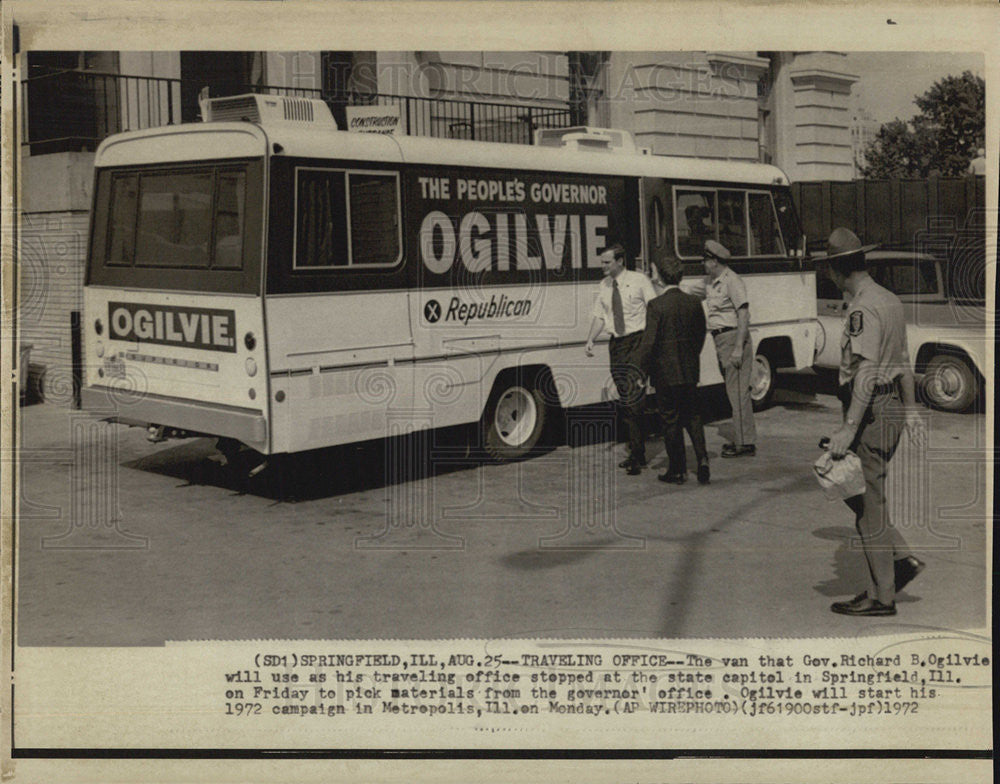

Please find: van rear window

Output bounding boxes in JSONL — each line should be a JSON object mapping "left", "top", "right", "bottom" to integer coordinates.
{"left": 88, "top": 159, "right": 262, "bottom": 294}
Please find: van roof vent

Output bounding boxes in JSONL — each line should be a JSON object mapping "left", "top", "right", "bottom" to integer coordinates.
{"left": 534, "top": 126, "right": 637, "bottom": 154}
{"left": 200, "top": 93, "right": 338, "bottom": 129}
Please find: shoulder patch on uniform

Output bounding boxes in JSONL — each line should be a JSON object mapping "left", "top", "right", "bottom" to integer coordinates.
{"left": 848, "top": 310, "right": 864, "bottom": 336}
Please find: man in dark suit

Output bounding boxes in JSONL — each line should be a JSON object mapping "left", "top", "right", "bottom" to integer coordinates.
{"left": 636, "top": 258, "right": 710, "bottom": 485}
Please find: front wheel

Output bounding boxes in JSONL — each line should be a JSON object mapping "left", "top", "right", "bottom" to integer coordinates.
{"left": 482, "top": 381, "right": 547, "bottom": 461}
{"left": 921, "top": 354, "right": 977, "bottom": 411}
{"left": 749, "top": 352, "right": 777, "bottom": 411}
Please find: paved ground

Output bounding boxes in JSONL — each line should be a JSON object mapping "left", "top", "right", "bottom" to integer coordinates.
{"left": 14, "top": 372, "right": 988, "bottom": 645}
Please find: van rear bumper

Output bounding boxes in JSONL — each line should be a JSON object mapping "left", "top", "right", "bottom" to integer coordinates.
{"left": 81, "top": 386, "right": 268, "bottom": 451}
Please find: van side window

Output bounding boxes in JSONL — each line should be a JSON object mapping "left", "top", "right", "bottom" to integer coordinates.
{"left": 717, "top": 190, "right": 748, "bottom": 256}
{"left": 295, "top": 167, "right": 402, "bottom": 269}
{"left": 675, "top": 189, "right": 716, "bottom": 258}
{"left": 748, "top": 192, "right": 786, "bottom": 256}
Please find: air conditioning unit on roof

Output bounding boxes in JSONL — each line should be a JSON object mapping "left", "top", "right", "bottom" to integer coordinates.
{"left": 199, "top": 93, "right": 339, "bottom": 130}
{"left": 534, "top": 126, "right": 637, "bottom": 154}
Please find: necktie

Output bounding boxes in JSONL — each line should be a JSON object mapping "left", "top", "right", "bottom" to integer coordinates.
{"left": 611, "top": 278, "right": 626, "bottom": 337}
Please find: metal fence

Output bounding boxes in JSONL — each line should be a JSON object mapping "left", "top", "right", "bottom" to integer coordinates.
{"left": 22, "top": 71, "right": 575, "bottom": 152}
{"left": 334, "top": 91, "right": 576, "bottom": 144}
{"left": 23, "top": 70, "right": 182, "bottom": 153}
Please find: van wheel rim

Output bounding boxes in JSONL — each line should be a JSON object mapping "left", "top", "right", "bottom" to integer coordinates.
{"left": 750, "top": 356, "right": 772, "bottom": 399}
{"left": 931, "top": 366, "right": 963, "bottom": 400}
{"left": 495, "top": 388, "right": 537, "bottom": 446}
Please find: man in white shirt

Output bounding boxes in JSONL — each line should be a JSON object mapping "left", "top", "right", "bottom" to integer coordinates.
{"left": 585, "top": 244, "right": 657, "bottom": 474}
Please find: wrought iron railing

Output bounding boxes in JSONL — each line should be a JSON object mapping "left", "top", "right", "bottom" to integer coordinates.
{"left": 22, "top": 70, "right": 575, "bottom": 153}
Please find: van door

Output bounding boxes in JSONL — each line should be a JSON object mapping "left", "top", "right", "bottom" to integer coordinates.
{"left": 640, "top": 177, "right": 670, "bottom": 278}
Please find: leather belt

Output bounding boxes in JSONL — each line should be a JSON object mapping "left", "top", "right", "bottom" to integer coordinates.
{"left": 839, "top": 380, "right": 898, "bottom": 404}
{"left": 710, "top": 326, "right": 735, "bottom": 337}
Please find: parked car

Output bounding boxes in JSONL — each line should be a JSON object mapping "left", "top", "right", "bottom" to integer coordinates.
{"left": 813, "top": 251, "right": 987, "bottom": 411}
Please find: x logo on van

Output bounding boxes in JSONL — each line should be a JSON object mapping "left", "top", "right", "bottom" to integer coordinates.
{"left": 424, "top": 300, "right": 442, "bottom": 323}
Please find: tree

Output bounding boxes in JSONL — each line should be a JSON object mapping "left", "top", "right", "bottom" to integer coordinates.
{"left": 861, "top": 71, "right": 984, "bottom": 178}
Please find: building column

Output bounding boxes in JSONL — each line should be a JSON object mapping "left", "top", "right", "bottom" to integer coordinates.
{"left": 766, "top": 52, "right": 858, "bottom": 181}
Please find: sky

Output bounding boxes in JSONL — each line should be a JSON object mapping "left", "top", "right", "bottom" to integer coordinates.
{"left": 845, "top": 52, "right": 985, "bottom": 124}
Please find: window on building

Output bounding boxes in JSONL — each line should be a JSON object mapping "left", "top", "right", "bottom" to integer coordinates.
{"left": 295, "top": 168, "right": 401, "bottom": 269}
{"left": 179, "top": 52, "right": 265, "bottom": 123}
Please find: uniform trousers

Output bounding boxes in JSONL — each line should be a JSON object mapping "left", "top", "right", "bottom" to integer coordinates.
{"left": 608, "top": 331, "right": 646, "bottom": 461}
{"left": 713, "top": 329, "right": 756, "bottom": 446}
{"left": 840, "top": 385, "right": 913, "bottom": 604}
{"left": 654, "top": 382, "right": 707, "bottom": 475}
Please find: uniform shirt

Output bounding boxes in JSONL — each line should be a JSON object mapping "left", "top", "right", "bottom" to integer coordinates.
{"left": 592, "top": 269, "right": 657, "bottom": 337}
{"left": 838, "top": 276, "right": 911, "bottom": 386}
{"left": 704, "top": 266, "right": 748, "bottom": 330}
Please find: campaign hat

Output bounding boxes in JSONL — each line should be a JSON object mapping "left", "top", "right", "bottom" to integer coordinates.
{"left": 825, "top": 227, "right": 877, "bottom": 259}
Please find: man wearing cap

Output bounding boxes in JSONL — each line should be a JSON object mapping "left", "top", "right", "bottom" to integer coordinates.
{"left": 585, "top": 244, "right": 658, "bottom": 475}
{"left": 636, "top": 258, "right": 710, "bottom": 485}
{"left": 703, "top": 240, "right": 756, "bottom": 457}
{"left": 823, "top": 227, "right": 925, "bottom": 617}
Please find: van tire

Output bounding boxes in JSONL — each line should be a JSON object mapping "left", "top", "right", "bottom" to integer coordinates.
{"left": 922, "top": 354, "right": 977, "bottom": 411}
{"left": 482, "top": 379, "right": 547, "bottom": 461}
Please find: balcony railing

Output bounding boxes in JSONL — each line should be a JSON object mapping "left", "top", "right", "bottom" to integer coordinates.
{"left": 22, "top": 70, "right": 576, "bottom": 153}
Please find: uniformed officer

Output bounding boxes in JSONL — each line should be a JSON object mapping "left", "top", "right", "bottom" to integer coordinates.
{"left": 823, "top": 228, "right": 926, "bottom": 617}
{"left": 703, "top": 240, "right": 756, "bottom": 457}
{"left": 585, "top": 244, "right": 657, "bottom": 475}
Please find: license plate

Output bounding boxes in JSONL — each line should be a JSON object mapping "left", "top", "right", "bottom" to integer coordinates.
{"left": 103, "top": 355, "right": 126, "bottom": 380}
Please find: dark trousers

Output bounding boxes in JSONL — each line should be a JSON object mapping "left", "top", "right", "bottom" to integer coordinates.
{"left": 655, "top": 382, "right": 707, "bottom": 474}
{"left": 609, "top": 331, "right": 646, "bottom": 460}
{"left": 839, "top": 384, "right": 912, "bottom": 604}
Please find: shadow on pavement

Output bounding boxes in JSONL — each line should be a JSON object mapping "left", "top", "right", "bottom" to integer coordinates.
{"left": 119, "top": 372, "right": 834, "bottom": 504}
{"left": 811, "top": 525, "right": 924, "bottom": 604}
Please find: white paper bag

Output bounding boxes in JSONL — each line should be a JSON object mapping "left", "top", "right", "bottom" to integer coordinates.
{"left": 813, "top": 451, "right": 866, "bottom": 500}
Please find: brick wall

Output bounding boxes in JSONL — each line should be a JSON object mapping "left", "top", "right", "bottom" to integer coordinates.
{"left": 18, "top": 210, "right": 90, "bottom": 405}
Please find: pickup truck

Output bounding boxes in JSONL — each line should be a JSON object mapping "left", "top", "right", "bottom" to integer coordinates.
{"left": 813, "top": 251, "right": 987, "bottom": 411}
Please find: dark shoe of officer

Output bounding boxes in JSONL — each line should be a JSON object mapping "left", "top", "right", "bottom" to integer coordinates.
{"left": 658, "top": 471, "right": 686, "bottom": 484}
{"left": 619, "top": 455, "right": 647, "bottom": 469}
{"left": 721, "top": 444, "right": 756, "bottom": 458}
{"left": 830, "top": 595, "right": 896, "bottom": 616}
{"left": 895, "top": 556, "right": 926, "bottom": 592}
{"left": 696, "top": 461, "right": 710, "bottom": 485}
{"left": 620, "top": 458, "right": 643, "bottom": 476}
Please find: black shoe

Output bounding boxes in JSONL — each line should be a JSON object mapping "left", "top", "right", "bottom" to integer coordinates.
{"left": 696, "top": 462, "right": 710, "bottom": 485}
{"left": 831, "top": 597, "right": 896, "bottom": 616}
{"left": 894, "top": 556, "right": 925, "bottom": 592}
{"left": 625, "top": 462, "right": 642, "bottom": 476}
{"left": 658, "top": 471, "right": 686, "bottom": 484}
{"left": 619, "top": 456, "right": 647, "bottom": 468}
{"left": 721, "top": 444, "right": 756, "bottom": 458}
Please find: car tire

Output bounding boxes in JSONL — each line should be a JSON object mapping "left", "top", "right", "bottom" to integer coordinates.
{"left": 749, "top": 352, "right": 777, "bottom": 411}
{"left": 922, "top": 354, "right": 977, "bottom": 411}
{"left": 482, "top": 380, "right": 547, "bottom": 461}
